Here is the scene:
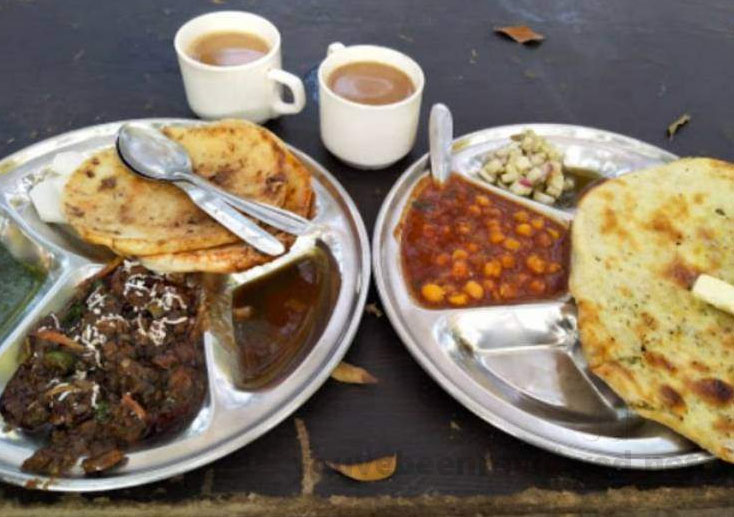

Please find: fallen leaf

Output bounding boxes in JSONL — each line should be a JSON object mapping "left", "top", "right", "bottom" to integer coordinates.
{"left": 494, "top": 25, "right": 545, "bottom": 44}
{"left": 364, "top": 302, "right": 383, "bottom": 318}
{"left": 331, "top": 361, "right": 378, "bottom": 384}
{"left": 667, "top": 113, "right": 691, "bottom": 140}
{"left": 326, "top": 454, "right": 397, "bottom": 482}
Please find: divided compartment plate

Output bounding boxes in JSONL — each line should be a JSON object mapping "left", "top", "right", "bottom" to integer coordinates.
{"left": 0, "top": 119, "right": 370, "bottom": 491}
{"left": 373, "top": 123, "right": 713, "bottom": 469}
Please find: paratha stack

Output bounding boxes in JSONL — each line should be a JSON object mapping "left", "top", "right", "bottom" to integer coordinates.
{"left": 570, "top": 158, "right": 734, "bottom": 462}
{"left": 62, "top": 119, "right": 313, "bottom": 273}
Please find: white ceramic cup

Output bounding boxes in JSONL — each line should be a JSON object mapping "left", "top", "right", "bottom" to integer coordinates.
{"left": 318, "top": 42, "right": 425, "bottom": 169}
{"left": 174, "top": 11, "right": 306, "bottom": 122}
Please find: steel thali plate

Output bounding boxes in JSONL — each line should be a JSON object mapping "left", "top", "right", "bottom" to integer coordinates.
{"left": 373, "top": 123, "right": 713, "bottom": 469}
{"left": 0, "top": 118, "right": 371, "bottom": 490}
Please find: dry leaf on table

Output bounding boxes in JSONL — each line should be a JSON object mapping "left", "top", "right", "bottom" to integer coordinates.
{"left": 667, "top": 113, "right": 691, "bottom": 140}
{"left": 494, "top": 25, "right": 545, "bottom": 44}
{"left": 326, "top": 454, "right": 397, "bottom": 482}
{"left": 331, "top": 361, "right": 378, "bottom": 384}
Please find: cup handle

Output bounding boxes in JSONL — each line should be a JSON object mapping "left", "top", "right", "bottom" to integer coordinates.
{"left": 327, "top": 42, "right": 346, "bottom": 56}
{"left": 268, "top": 69, "right": 306, "bottom": 115}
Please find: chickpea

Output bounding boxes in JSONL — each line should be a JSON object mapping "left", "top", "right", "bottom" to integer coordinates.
{"left": 448, "top": 293, "right": 469, "bottom": 306}
{"left": 548, "top": 228, "right": 560, "bottom": 239}
{"left": 499, "top": 283, "right": 518, "bottom": 299}
{"left": 441, "top": 225, "right": 451, "bottom": 236}
{"left": 514, "top": 211, "right": 529, "bottom": 222}
{"left": 475, "top": 195, "right": 491, "bottom": 207}
{"left": 526, "top": 254, "right": 547, "bottom": 274}
{"left": 529, "top": 279, "right": 546, "bottom": 293}
{"left": 468, "top": 204, "right": 481, "bottom": 216}
{"left": 500, "top": 254, "right": 515, "bottom": 268}
{"left": 452, "top": 249, "right": 468, "bottom": 260}
{"left": 536, "top": 232, "right": 553, "bottom": 248}
{"left": 464, "top": 280, "right": 484, "bottom": 300}
{"left": 503, "top": 238, "right": 521, "bottom": 251}
{"left": 457, "top": 223, "right": 471, "bottom": 234}
{"left": 482, "top": 279, "right": 497, "bottom": 292}
{"left": 531, "top": 217, "right": 545, "bottom": 230}
{"left": 451, "top": 260, "right": 469, "bottom": 279}
{"left": 483, "top": 260, "right": 502, "bottom": 277}
{"left": 515, "top": 223, "right": 533, "bottom": 236}
{"left": 489, "top": 232, "right": 505, "bottom": 244}
{"left": 486, "top": 218, "right": 501, "bottom": 227}
{"left": 435, "top": 253, "right": 450, "bottom": 266}
{"left": 421, "top": 283, "right": 445, "bottom": 303}
{"left": 467, "top": 242, "right": 479, "bottom": 253}
{"left": 547, "top": 262, "right": 562, "bottom": 273}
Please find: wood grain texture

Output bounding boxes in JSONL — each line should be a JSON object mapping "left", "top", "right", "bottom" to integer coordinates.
{"left": 1, "top": 0, "right": 734, "bottom": 508}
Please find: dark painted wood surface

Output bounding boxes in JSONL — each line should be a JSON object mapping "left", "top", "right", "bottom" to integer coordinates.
{"left": 1, "top": 0, "right": 734, "bottom": 505}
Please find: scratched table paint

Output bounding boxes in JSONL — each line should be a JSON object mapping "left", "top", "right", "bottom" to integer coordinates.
{"left": 1, "top": 0, "right": 734, "bottom": 513}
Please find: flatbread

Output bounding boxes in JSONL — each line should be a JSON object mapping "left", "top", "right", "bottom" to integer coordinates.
{"left": 570, "top": 158, "right": 734, "bottom": 462}
{"left": 140, "top": 145, "right": 313, "bottom": 273}
{"left": 62, "top": 119, "right": 288, "bottom": 256}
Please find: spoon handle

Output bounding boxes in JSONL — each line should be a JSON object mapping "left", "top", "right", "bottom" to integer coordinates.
{"left": 183, "top": 173, "right": 312, "bottom": 235}
{"left": 429, "top": 103, "right": 453, "bottom": 185}
{"left": 175, "top": 181, "right": 285, "bottom": 256}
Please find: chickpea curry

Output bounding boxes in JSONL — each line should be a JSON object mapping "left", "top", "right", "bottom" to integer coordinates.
{"left": 400, "top": 174, "right": 569, "bottom": 308}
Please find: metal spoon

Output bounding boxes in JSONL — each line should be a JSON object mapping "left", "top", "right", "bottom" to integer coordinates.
{"left": 116, "top": 124, "right": 312, "bottom": 236}
{"left": 429, "top": 103, "right": 453, "bottom": 185}
{"left": 116, "top": 124, "right": 285, "bottom": 256}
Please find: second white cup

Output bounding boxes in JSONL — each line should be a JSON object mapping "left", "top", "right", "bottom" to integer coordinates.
{"left": 318, "top": 42, "right": 425, "bottom": 169}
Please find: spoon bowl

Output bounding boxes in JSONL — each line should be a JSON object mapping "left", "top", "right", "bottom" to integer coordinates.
{"left": 117, "top": 124, "right": 193, "bottom": 182}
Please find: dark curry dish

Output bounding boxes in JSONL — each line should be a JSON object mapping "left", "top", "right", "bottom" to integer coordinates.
{"left": 0, "top": 260, "right": 207, "bottom": 476}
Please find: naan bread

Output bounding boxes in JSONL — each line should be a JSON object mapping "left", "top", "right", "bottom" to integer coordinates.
{"left": 570, "top": 158, "right": 734, "bottom": 462}
{"left": 62, "top": 119, "right": 289, "bottom": 256}
{"left": 140, "top": 145, "right": 313, "bottom": 273}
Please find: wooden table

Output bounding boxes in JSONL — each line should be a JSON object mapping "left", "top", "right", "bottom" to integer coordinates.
{"left": 1, "top": 0, "right": 734, "bottom": 514}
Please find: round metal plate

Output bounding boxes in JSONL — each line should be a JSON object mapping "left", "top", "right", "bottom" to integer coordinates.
{"left": 0, "top": 119, "right": 371, "bottom": 490}
{"left": 373, "top": 123, "right": 713, "bottom": 469}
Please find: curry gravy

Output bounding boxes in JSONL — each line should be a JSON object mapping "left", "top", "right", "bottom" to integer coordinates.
{"left": 328, "top": 61, "right": 415, "bottom": 105}
{"left": 231, "top": 247, "right": 340, "bottom": 388}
